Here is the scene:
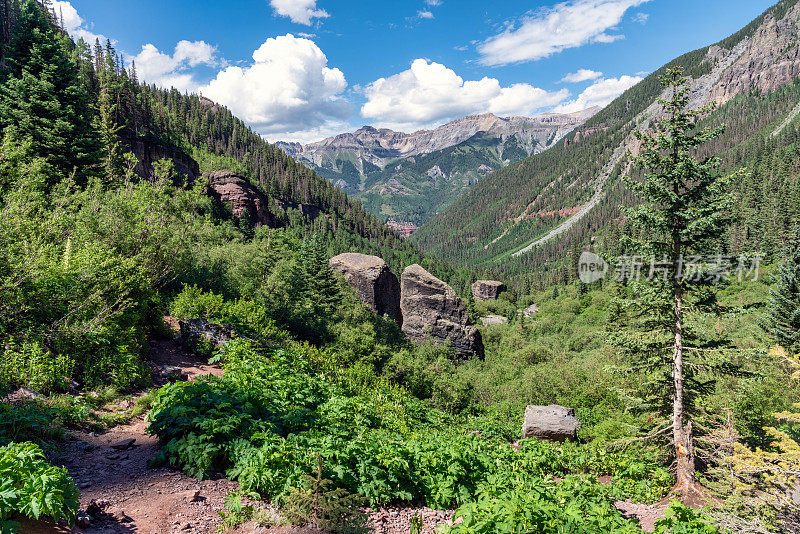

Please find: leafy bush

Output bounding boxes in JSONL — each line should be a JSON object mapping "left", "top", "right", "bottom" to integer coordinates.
{"left": 0, "top": 442, "right": 79, "bottom": 532}
{"left": 147, "top": 340, "right": 675, "bottom": 528}
{"left": 0, "top": 341, "right": 73, "bottom": 395}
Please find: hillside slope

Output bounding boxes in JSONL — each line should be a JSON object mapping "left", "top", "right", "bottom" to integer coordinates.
{"left": 413, "top": 0, "right": 800, "bottom": 288}
{"left": 279, "top": 109, "right": 597, "bottom": 226}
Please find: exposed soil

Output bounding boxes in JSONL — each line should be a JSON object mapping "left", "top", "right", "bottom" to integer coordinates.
{"left": 13, "top": 325, "right": 666, "bottom": 533}
{"left": 615, "top": 500, "right": 669, "bottom": 532}
{"left": 19, "top": 334, "right": 235, "bottom": 534}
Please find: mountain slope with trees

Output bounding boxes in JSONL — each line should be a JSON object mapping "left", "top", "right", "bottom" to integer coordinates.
{"left": 279, "top": 109, "right": 596, "bottom": 226}
{"left": 413, "top": 0, "right": 800, "bottom": 292}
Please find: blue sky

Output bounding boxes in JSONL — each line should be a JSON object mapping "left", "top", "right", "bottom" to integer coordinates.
{"left": 54, "top": 0, "right": 776, "bottom": 142}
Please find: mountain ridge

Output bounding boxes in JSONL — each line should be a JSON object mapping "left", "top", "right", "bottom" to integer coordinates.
{"left": 412, "top": 0, "right": 800, "bottom": 287}
{"left": 277, "top": 107, "right": 599, "bottom": 225}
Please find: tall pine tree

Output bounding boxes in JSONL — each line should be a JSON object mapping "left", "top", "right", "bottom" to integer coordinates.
{"left": 762, "top": 227, "right": 800, "bottom": 350}
{"left": 0, "top": 0, "right": 100, "bottom": 184}
{"left": 617, "top": 68, "right": 737, "bottom": 496}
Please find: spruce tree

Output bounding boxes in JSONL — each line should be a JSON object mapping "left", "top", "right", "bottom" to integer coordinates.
{"left": 0, "top": 0, "right": 100, "bottom": 184}
{"left": 617, "top": 68, "right": 737, "bottom": 496}
{"left": 762, "top": 228, "right": 800, "bottom": 350}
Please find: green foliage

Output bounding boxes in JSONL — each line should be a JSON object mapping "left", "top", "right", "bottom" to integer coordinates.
{"left": 762, "top": 228, "right": 800, "bottom": 350}
{"left": 0, "top": 341, "right": 73, "bottom": 394}
{"left": 148, "top": 340, "right": 675, "bottom": 534}
{"left": 653, "top": 502, "right": 719, "bottom": 534}
{"left": 0, "top": 441, "right": 79, "bottom": 532}
{"left": 0, "top": 0, "right": 100, "bottom": 186}
{"left": 283, "top": 456, "right": 368, "bottom": 534}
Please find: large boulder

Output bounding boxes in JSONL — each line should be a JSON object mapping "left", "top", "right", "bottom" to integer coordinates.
{"left": 522, "top": 405, "right": 581, "bottom": 442}
{"left": 329, "top": 253, "right": 402, "bottom": 326}
{"left": 205, "top": 171, "right": 277, "bottom": 228}
{"left": 400, "top": 264, "right": 483, "bottom": 358}
{"left": 471, "top": 280, "right": 506, "bottom": 300}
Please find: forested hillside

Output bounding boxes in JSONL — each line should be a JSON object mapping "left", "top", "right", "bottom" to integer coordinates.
{"left": 2, "top": 1, "right": 800, "bottom": 533}
{"left": 413, "top": 0, "right": 800, "bottom": 292}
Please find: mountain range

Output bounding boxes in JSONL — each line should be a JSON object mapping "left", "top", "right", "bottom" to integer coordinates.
{"left": 277, "top": 108, "right": 598, "bottom": 227}
{"left": 412, "top": 0, "right": 800, "bottom": 288}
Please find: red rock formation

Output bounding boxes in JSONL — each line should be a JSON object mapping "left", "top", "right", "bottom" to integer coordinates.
{"left": 204, "top": 171, "right": 277, "bottom": 228}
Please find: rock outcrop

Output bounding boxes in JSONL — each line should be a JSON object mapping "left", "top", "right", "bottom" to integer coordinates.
{"left": 125, "top": 137, "right": 200, "bottom": 185}
{"left": 522, "top": 304, "right": 540, "bottom": 317}
{"left": 480, "top": 314, "right": 508, "bottom": 326}
{"left": 471, "top": 280, "right": 505, "bottom": 300}
{"left": 522, "top": 405, "right": 581, "bottom": 442}
{"left": 205, "top": 171, "right": 277, "bottom": 228}
{"left": 329, "top": 253, "right": 402, "bottom": 326}
{"left": 179, "top": 318, "right": 238, "bottom": 355}
{"left": 400, "top": 264, "right": 483, "bottom": 358}
{"left": 710, "top": 5, "right": 800, "bottom": 105}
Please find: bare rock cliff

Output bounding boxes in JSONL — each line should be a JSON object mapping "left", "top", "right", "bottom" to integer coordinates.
{"left": 329, "top": 253, "right": 402, "bottom": 327}
{"left": 710, "top": 4, "right": 800, "bottom": 105}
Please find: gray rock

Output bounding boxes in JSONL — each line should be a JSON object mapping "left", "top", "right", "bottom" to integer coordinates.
{"left": 329, "top": 253, "right": 402, "bottom": 326}
{"left": 522, "top": 405, "right": 581, "bottom": 442}
{"left": 178, "top": 318, "right": 238, "bottom": 355}
{"left": 480, "top": 314, "right": 508, "bottom": 326}
{"left": 471, "top": 280, "right": 505, "bottom": 300}
{"left": 110, "top": 438, "right": 136, "bottom": 451}
{"left": 522, "top": 304, "right": 540, "bottom": 317}
{"left": 400, "top": 264, "right": 483, "bottom": 358}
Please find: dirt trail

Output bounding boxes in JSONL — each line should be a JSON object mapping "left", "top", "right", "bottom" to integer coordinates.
{"left": 16, "top": 331, "right": 658, "bottom": 534}
{"left": 21, "top": 336, "right": 235, "bottom": 534}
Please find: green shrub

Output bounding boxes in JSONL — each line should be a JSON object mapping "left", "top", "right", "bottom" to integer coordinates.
{"left": 0, "top": 341, "right": 73, "bottom": 395}
{"left": 0, "top": 442, "right": 79, "bottom": 532}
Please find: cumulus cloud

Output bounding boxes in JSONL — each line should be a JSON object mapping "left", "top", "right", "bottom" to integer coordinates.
{"left": 560, "top": 69, "right": 603, "bottom": 83}
{"left": 51, "top": 0, "right": 108, "bottom": 44}
{"left": 131, "top": 40, "right": 221, "bottom": 93}
{"left": 361, "top": 59, "right": 568, "bottom": 131}
{"left": 552, "top": 75, "right": 642, "bottom": 113}
{"left": 269, "top": 0, "right": 329, "bottom": 25}
{"left": 478, "top": 0, "right": 650, "bottom": 66}
{"left": 201, "top": 34, "right": 349, "bottom": 140}
{"left": 418, "top": 10, "right": 435, "bottom": 19}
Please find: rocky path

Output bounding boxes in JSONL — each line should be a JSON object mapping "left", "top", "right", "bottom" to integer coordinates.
{"left": 18, "top": 333, "right": 457, "bottom": 534}
{"left": 20, "top": 336, "right": 236, "bottom": 534}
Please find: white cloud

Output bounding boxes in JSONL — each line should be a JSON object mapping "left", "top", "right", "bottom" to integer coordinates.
{"left": 51, "top": 0, "right": 108, "bottom": 44}
{"left": 131, "top": 41, "right": 221, "bottom": 93}
{"left": 552, "top": 75, "right": 642, "bottom": 113}
{"left": 425, "top": 0, "right": 443, "bottom": 5}
{"left": 478, "top": 0, "right": 650, "bottom": 66}
{"left": 269, "top": 0, "right": 329, "bottom": 25}
{"left": 201, "top": 34, "right": 349, "bottom": 139}
{"left": 560, "top": 69, "right": 603, "bottom": 83}
{"left": 361, "top": 59, "right": 569, "bottom": 130}
{"left": 418, "top": 10, "right": 435, "bottom": 19}
{"left": 633, "top": 12, "right": 649, "bottom": 24}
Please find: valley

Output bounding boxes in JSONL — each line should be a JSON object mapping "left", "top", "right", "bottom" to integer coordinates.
{"left": 278, "top": 109, "right": 598, "bottom": 227}
{"left": 2, "top": 0, "right": 800, "bottom": 533}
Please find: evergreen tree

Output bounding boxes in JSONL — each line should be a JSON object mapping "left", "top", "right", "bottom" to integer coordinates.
{"left": 617, "top": 68, "right": 737, "bottom": 496}
{"left": 0, "top": 0, "right": 100, "bottom": 184}
{"left": 762, "top": 228, "right": 800, "bottom": 350}
{"left": 298, "top": 235, "right": 341, "bottom": 313}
